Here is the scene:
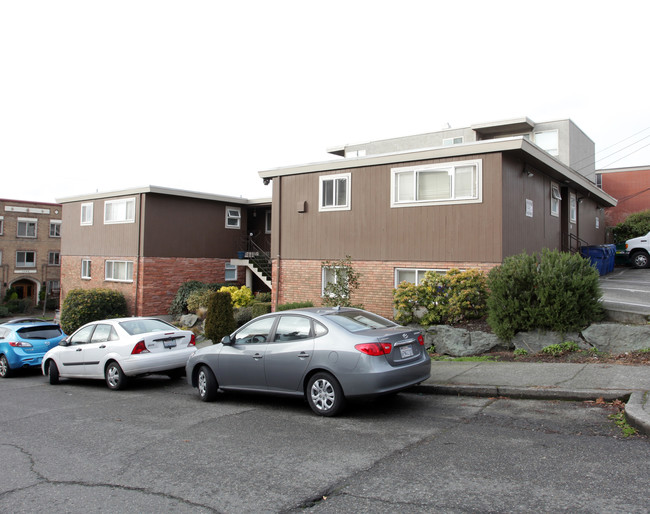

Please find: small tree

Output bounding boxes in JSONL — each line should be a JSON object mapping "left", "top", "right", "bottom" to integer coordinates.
{"left": 321, "top": 256, "right": 361, "bottom": 307}
{"left": 204, "top": 292, "right": 237, "bottom": 344}
{"left": 612, "top": 209, "right": 650, "bottom": 243}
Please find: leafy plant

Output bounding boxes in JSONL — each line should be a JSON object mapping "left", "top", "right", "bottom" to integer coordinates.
{"left": 277, "top": 301, "right": 314, "bottom": 311}
{"left": 608, "top": 412, "right": 638, "bottom": 437}
{"left": 541, "top": 341, "right": 580, "bottom": 357}
{"left": 204, "top": 292, "right": 237, "bottom": 344}
{"left": 169, "top": 281, "right": 229, "bottom": 317}
{"left": 218, "top": 286, "right": 254, "bottom": 309}
{"left": 514, "top": 348, "right": 529, "bottom": 357}
{"left": 321, "top": 256, "right": 361, "bottom": 308}
{"left": 612, "top": 209, "right": 650, "bottom": 243}
{"left": 60, "top": 288, "right": 128, "bottom": 334}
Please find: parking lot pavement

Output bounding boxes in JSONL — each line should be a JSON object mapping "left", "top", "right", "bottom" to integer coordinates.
{"left": 599, "top": 267, "right": 650, "bottom": 322}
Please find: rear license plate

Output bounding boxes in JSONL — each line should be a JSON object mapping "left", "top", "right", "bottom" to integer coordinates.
{"left": 399, "top": 345, "right": 414, "bottom": 358}
{"left": 163, "top": 341, "right": 177, "bottom": 349}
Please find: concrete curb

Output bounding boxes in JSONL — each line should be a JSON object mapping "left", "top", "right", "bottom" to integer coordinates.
{"left": 625, "top": 391, "right": 650, "bottom": 437}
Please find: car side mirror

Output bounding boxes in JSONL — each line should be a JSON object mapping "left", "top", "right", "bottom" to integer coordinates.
{"left": 221, "top": 335, "right": 232, "bottom": 345}
{"left": 59, "top": 338, "right": 70, "bottom": 347}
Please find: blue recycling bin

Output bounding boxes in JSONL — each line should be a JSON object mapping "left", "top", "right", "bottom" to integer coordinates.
{"left": 601, "top": 244, "right": 615, "bottom": 273}
{"left": 580, "top": 245, "right": 607, "bottom": 275}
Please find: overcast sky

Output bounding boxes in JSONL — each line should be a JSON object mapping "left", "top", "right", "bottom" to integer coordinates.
{"left": 2, "top": 1, "right": 650, "bottom": 204}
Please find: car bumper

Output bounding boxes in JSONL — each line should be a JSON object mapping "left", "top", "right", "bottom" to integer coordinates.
{"left": 120, "top": 348, "right": 195, "bottom": 376}
{"left": 6, "top": 350, "right": 47, "bottom": 370}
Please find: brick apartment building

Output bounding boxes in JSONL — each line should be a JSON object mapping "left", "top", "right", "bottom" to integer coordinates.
{"left": 596, "top": 165, "right": 650, "bottom": 226}
{"left": 0, "top": 198, "right": 62, "bottom": 306}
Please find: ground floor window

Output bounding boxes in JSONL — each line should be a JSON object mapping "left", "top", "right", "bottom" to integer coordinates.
{"left": 105, "top": 260, "right": 133, "bottom": 282}
{"left": 225, "top": 263, "right": 237, "bottom": 281}
{"left": 394, "top": 268, "right": 448, "bottom": 287}
{"left": 81, "top": 259, "right": 91, "bottom": 279}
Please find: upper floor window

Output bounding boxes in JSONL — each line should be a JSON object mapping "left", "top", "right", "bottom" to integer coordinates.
{"left": 49, "top": 220, "right": 62, "bottom": 237}
{"left": 226, "top": 207, "right": 241, "bottom": 229}
{"left": 596, "top": 174, "right": 602, "bottom": 188}
{"left": 16, "top": 251, "right": 36, "bottom": 268}
{"left": 0, "top": 216, "right": 3, "bottom": 235}
{"left": 442, "top": 136, "right": 463, "bottom": 146}
{"left": 319, "top": 173, "right": 351, "bottom": 212}
{"left": 48, "top": 251, "right": 60, "bottom": 266}
{"left": 104, "top": 198, "right": 135, "bottom": 224}
{"left": 550, "top": 183, "right": 562, "bottom": 217}
{"left": 534, "top": 130, "right": 559, "bottom": 156}
{"left": 569, "top": 193, "right": 577, "bottom": 224}
{"left": 265, "top": 210, "right": 272, "bottom": 234}
{"left": 345, "top": 149, "right": 366, "bottom": 158}
{"left": 17, "top": 218, "right": 37, "bottom": 238}
{"left": 81, "top": 259, "right": 91, "bottom": 279}
{"left": 81, "top": 203, "right": 93, "bottom": 226}
{"left": 105, "top": 260, "right": 133, "bottom": 282}
{"left": 391, "top": 159, "right": 481, "bottom": 208}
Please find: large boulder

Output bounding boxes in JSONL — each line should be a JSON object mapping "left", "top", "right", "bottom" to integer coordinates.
{"left": 581, "top": 323, "right": 650, "bottom": 354}
{"left": 512, "top": 330, "right": 584, "bottom": 354}
{"left": 423, "top": 325, "right": 510, "bottom": 357}
{"left": 179, "top": 314, "right": 199, "bottom": 328}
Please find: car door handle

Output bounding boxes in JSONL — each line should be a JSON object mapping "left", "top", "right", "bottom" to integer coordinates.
{"left": 76, "top": 348, "right": 82, "bottom": 352}
{"left": 298, "top": 352, "right": 310, "bottom": 359}
{"left": 99, "top": 345, "right": 106, "bottom": 348}
{"left": 253, "top": 353, "right": 263, "bottom": 360}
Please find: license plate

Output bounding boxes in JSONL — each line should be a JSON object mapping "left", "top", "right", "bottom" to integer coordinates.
{"left": 399, "top": 345, "right": 414, "bottom": 358}
{"left": 163, "top": 341, "right": 177, "bottom": 349}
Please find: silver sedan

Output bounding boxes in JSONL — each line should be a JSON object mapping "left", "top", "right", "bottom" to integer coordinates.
{"left": 186, "top": 307, "right": 431, "bottom": 416}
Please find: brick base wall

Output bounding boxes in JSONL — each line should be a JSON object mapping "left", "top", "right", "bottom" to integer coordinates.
{"left": 272, "top": 258, "right": 499, "bottom": 319}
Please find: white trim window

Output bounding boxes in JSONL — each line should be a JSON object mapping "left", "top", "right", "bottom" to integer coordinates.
{"left": 391, "top": 159, "right": 481, "bottom": 207}
{"left": 48, "top": 251, "right": 60, "bottom": 266}
{"left": 265, "top": 210, "right": 272, "bottom": 234}
{"left": 81, "top": 203, "right": 94, "bottom": 226}
{"left": 225, "top": 207, "right": 241, "bottom": 229}
{"left": 0, "top": 216, "right": 4, "bottom": 235}
{"left": 0, "top": 250, "right": 2, "bottom": 265}
{"left": 105, "top": 260, "right": 133, "bottom": 282}
{"left": 17, "top": 218, "right": 37, "bottom": 238}
{"left": 81, "top": 259, "right": 91, "bottom": 279}
{"left": 569, "top": 193, "right": 577, "bottom": 224}
{"left": 104, "top": 198, "right": 136, "bottom": 224}
{"left": 534, "top": 130, "right": 559, "bottom": 156}
{"left": 47, "top": 280, "right": 61, "bottom": 294}
{"left": 16, "top": 251, "right": 36, "bottom": 268}
{"left": 321, "top": 265, "right": 349, "bottom": 297}
{"left": 49, "top": 220, "right": 62, "bottom": 237}
{"left": 394, "top": 268, "right": 448, "bottom": 287}
{"left": 551, "top": 183, "right": 562, "bottom": 217}
{"left": 319, "top": 173, "right": 351, "bottom": 212}
{"left": 442, "top": 136, "right": 463, "bottom": 146}
{"left": 225, "top": 263, "right": 237, "bottom": 281}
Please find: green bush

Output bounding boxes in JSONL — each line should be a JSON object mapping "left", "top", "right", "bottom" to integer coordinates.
{"left": 60, "top": 288, "right": 129, "bottom": 334}
{"left": 255, "top": 292, "right": 272, "bottom": 303}
{"left": 612, "top": 209, "right": 650, "bottom": 243}
{"left": 234, "top": 306, "right": 254, "bottom": 327}
{"left": 251, "top": 302, "right": 272, "bottom": 317}
{"left": 218, "top": 286, "right": 254, "bottom": 309}
{"left": 487, "top": 249, "right": 603, "bottom": 341}
{"left": 169, "top": 281, "right": 229, "bottom": 317}
{"left": 186, "top": 288, "right": 215, "bottom": 314}
{"left": 541, "top": 341, "right": 580, "bottom": 357}
{"left": 204, "top": 292, "right": 237, "bottom": 344}
{"left": 393, "top": 268, "right": 488, "bottom": 326}
{"left": 277, "top": 301, "right": 314, "bottom": 311}
{"left": 0, "top": 305, "right": 9, "bottom": 318}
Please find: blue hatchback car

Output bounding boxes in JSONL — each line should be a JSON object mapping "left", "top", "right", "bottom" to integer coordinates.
{"left": 0, "top": 320, "right": 66, "bottom": 377}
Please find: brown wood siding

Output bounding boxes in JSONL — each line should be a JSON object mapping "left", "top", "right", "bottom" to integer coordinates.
{"left": 141, "top": 194, "right": 246, "bottom": 258}
{"left": 273, "top": 153, "right": 503, "bottom": 263}
{"left": 61, "top": 196, "right": 141, "bottom": 257}
{"left": 577, "top": 197, "right": 607, "bottom": 245}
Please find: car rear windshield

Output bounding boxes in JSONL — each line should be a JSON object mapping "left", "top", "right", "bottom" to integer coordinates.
{"left": 325, "top": 311, "right": 396, "bottom": 332}
{"left": 119, "top": 319, "right": 177, "bottom": 336}
{"left": 16, "top": 325, "right": 63, "bottom": 339}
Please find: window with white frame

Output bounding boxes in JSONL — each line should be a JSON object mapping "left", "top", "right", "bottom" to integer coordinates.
{"left": 550, "top": 183, "right": 562, "bottom": 217}
{"left": 17, "top": 218, "right": 37, "bottom": 238}
{"left": 48, "top": 251, "right": 60, "bottom": 266}
{"left": 81, "top": 203, "right": 94, "bottom": 225}
{"left": 321, "top": 265, "right": 350, "bottom": 297}
{"left": 104, "top": 198, "right": 135, "bottom": 224}
{"left": 0, "top": 216, "right": 3, "bottom": 235}
{"left": 49, "top": 220, "right": 62, "bottom": 237}
{"left": 319, "top": 173, "right": 351, "bottom": 211}
{"left": 225, "top": 207, "right": 241, "bottom": 229}
{"left": 16, "top": 251, "right": 36, "bottom": 268}
{"left": 0, "top": 250, "right": 2, "bottom": 265}
{"left": 105, "top": 260, "right": 133, "bottom": 282}
{"left": 442, "top": 136, "right": 463, "bottom": 146}
{"left": 81, "top": 259, "right": 91, "bottom": 279}
{"left": 265, "top": 210, "right": 271, "bottom": 234}
{"left": 534, "top": 130, "right": 559, "bottom": 156}
{"left": 225, "top": 263, "right": 237, "bottom": 281}
{"left": 569, "top": 193, "right": 577, "bottom": 224}
{"left": 394, "top": 268, "right": 448, "bottom": 287}
{"left": 391, "top": 159, "right": 481, "bottom": 207}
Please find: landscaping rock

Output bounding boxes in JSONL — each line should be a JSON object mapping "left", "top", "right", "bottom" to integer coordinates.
{"left": 423, "top": 325, "right": 510, "bottom": 357}
{"left": 512, "top": 330, "right": 584, "bottom": 354}
{"left": 180, "top": 314, "right": 199, "bottom": 328}
{"left": 581, "top": 323, "right": 650, "bottom": 353}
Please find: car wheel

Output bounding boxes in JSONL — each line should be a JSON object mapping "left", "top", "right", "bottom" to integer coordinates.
{"left": 307, "top": 372, "right": 345, "bottom": 417}
{"left": 48, "top": 360, "right": 60, "bottom": 385}
{"left": 0, "top": 355, "right": 12, "bottom": 378}
{"left": 197, "top": 365, "right": 218, "bottom": 402}
{"left": 631, "top": 251, "right": 650, "bottom": 269}
{"left": 105, "top": 361, "right": 128, "bottom": 390}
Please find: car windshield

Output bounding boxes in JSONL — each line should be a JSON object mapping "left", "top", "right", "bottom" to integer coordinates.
{"left": 16, "top": 325, "right": 63, "bottom": 339}
{"left": 119, "top": 319, "right": 177, "bottom": 336}
{"left": 325, "top": 311, "right": 396, "bottom": 332}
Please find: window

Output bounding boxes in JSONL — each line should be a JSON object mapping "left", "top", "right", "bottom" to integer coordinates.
{"left": 569, "top": 193, "right": 577, "bottom": 224}
{"left": 345, "top": 149, "right": 366, "bottom": 158}
{"left": 91, "top": 324, "right": 118, "bottom": 343}
{"left": 443, "top": 136, "right": 463, "bottom": 146}
{"left": 47, "top": 280, "right": 60, "bottom": 294}
{"left": 16, "top": 251, "right": 36, "bottom": 268}
{"left": 232, "top": 317, "right": 275, "bottom": 344}
{"left": 48, "top": 251, "right": 60, "bottom": 266}
{"left": 265, "top": 210, "right": 272, "bottom": 234}
{"left": 81, "top": 203, "right": 94, "bottom": 225}
{"left": 394, "top": 268, "right": 447, "bottom": 287}
{"left": 225, "top": 207, "right": 241, "bottom": 229}
{"left": 105, "top": 260, "right": 133, "bottom": 282}
{"left": 322, "top": 265, "right": 352, "bottom": 297}
{"left": 319, "top": 173, "right": 351, "bottom": 211}
{"left": 551, "top": 183, "right": 562, "bottom": 217}
{"left": 17, "top": 218, "right": 37, "bottom": 238}
{"left": 596, "top": 216, "right": 600, "bottom": 229}
{"left": 225, "top": 263, "right": 237, "bottom": 281}
{"left": 49, "top": 220, "right": 62, "bottom": 237}
{"left": 104, "top": 198, "right": 135, "bottom": 224}
{"left": 596, "top": 173, "right": 602, "bottom": 189}
{"left": 0, "top": 216, "right": 3, "bottom": 235}
{"left": 274, "top": 316, "right": 312, "bottom": 342}
{"left": 391, "top": 159, "right": 481, "bottom": 207}
{"left": 534, "top": 130, "right": 559, "bottom": 156}
{"left": 0, "top": 250, "right": 2, "bottom": 265}
{"left": 81, "top": 259, "right": 91, "bottom": 279}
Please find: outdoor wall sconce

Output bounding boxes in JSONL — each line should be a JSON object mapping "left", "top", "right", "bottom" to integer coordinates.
{"left": 523, "top": 165, "right": 534, "bottom": 177}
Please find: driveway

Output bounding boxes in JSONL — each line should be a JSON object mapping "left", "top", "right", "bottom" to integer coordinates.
{"left": 599, "top": 267, "right": 650, "bottom": 321}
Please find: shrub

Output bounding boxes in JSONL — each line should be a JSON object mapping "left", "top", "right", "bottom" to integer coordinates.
{"left": 60, "top": 288, "right": 129, "bottom": 334}
{"left": 277, "top": 301, "right": 314, "bottom": 311}
{"left": 612, "top": 209, "right": 650, "bottom": 243}
{"left": 321, "top": 256, "right": 362, "bottom": 308}
{"left": 204, "top": 292, "right": 237, "bottom": 344}
{"left": 487, "top": 249, "right": 603, "bottom": 341}
{"left": 169, "top": 281, "right": 229, "bottom": 317}
{"left": 186, "top": 288, "right": 215, "bottom": 314}
{"left": 541, "top": 341, "right": 580, "bottom": 357}
{"left": 255, "top": 292, "right": 272, "bottom": 303}
{"left": 234, "top": 306, "right": 254, "bottom": 327}
{"left": 251, "top": 302, "right": 272, "bottom": 317}
{"left": 0, "top": 305, "right": 9, "bottom": 318}
{"left": 218, "top": 286, "right": 254, "bottom": 309}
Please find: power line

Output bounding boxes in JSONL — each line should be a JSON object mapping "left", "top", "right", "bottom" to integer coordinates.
{"left": 570, "top": 125, "right": 650, "bottom": 172}
{"left": 598, "top": 140, "right": 650, "bottom": 169}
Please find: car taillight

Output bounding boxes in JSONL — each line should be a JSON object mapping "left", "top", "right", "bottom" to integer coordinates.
{"left": 188, "top": 334, "right": 196, "bottom": 347}
{"left": 417, "top": 334, "right": 425, "bottom": 346}
{"left": 131, "top": 340, "right": 150, "bottom": 355}
{"left": 9, "top": 341, "right": 32, "bottom": 348}
{"left": 355, "top": 342, "right": 392, "bottom": 356}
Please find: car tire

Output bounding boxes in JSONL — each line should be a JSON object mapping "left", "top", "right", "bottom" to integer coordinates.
{"left": 631, "top": 251, "right": 650, "bottom": 269}
{"left": 105, "top": 361, "right": 128, "bottom": 390}
{"left": 47, "top": 360, "right": 60, "bottom": 385}
{"left": 197, "top": 365, "right": 218, "bottom": 402}
{"left": 306, "top": 372, "right": 345, "bottom": 417}
{"left": 0, "top": 354, "right": 12, "bottom": 378}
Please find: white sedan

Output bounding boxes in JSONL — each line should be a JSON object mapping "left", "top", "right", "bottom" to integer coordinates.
{"left": 42, "top": 318, "right": 196, "bottom": 390}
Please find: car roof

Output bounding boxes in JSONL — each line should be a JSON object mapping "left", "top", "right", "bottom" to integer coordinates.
{"left": 0, "top": 319, "right": 59, "bottom": 328}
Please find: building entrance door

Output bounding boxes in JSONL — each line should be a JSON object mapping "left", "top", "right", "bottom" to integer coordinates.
{"left": 13, "top": 279, "right": 36, "bottom": 304}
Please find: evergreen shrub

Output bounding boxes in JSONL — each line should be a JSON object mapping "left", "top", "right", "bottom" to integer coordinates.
{"left": 204, "top": 292, "right": 237, "bottom": 344}
{"left": 277, "top": 301, "right": 314, "bottom": 311}
{"left": 60, "top": 288, "right": 128, "bottom": 334}
{"left": 612, "top": 209, "right": 650, "bottom": 243}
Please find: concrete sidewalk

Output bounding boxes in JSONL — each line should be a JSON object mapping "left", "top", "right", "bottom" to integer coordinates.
{"left": 416, "top": 361, "right": 650, "bottom": 436}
